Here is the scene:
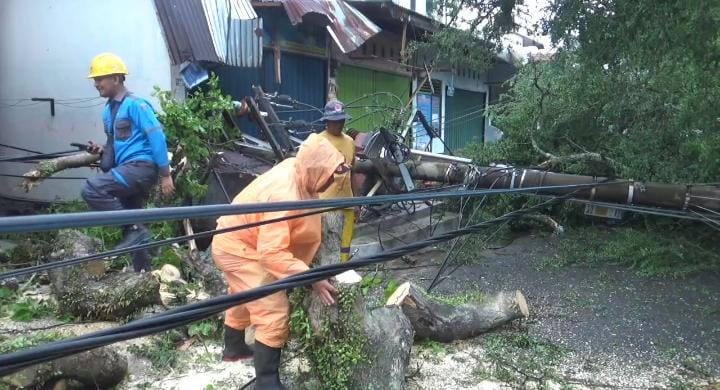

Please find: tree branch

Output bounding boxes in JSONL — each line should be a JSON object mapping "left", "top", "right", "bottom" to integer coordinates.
{"left": 528, "top": 61, "right": 626, "bottom": 174}
{"left": 21, "top": 152, "right": 99, "bottom": 192}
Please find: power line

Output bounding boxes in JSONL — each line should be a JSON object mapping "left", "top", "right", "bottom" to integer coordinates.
{"left": 0, "top": 183, "right": 617, "bottom": 235}
{"left": 0, "top": 207, "right": 339, "bottom": 281}
{"left": 0, "top": 143, "right": 42, "bottom": 154}
{"left": 0, "top": 174, "right": 87, "bottom": 180}
{"left": 0, "top": 150, "right": 80, "bottom": 163}
{"left": 0, "top": 193, "right": 563, "bottom": 375}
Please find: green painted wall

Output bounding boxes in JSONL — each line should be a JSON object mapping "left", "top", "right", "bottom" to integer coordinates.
{"left": 336, "top": 65, "right": 410, "bottom": 132}
{"left": 445, "top": 88, "right": 486, "bottom": 151}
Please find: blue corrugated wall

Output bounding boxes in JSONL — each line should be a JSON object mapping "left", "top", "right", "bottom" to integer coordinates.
{"left": 216, "top": 49, "right": 326, "bottom": 138}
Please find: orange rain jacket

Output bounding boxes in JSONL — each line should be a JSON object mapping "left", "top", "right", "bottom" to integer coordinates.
{"left": 212, "top": 134, "right": 344, "bottom": 347}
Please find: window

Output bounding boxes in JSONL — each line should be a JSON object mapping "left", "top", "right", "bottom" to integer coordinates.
{"left": 414, "top": 80, "right": 442, "bottom": 151}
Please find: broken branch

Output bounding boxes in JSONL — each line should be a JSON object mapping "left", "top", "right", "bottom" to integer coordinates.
{"left": 21, "top": 152, "right": 99, "bottom": 192}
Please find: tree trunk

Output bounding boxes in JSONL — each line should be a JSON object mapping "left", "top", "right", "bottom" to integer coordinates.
{"left": 301, "top": 211, "right": 415, "bottom": 390}
{"left": 181, "top": 219, "right": 228, "bottom": 299}
{"left": 21, "top": 152, "right": 99, "bottom": 192}
{"left": 47, "top": 230, "right": 161, "bottom": 321}
{"left": 386, "top": 282, "right": 529, "bottom": 342}
{"left": 1, "top": 345, "right": 127, "bottom": 389}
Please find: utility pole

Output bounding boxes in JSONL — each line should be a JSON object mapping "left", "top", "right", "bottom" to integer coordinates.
{"left": 353, "top": 159, "right": 720, "bottom": 213}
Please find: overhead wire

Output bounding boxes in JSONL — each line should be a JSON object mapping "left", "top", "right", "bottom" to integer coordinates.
{"left": 0, "top": 149, "right": 81, "bottom": 163}
{"left": 0, "top": 192, "right": 569, "bottom": 375}
{"left": 0, "top": 173, "right": 87, "bottom": 180}
{"left": 0, "top": 207, "right": 342, "bottom": 281}
{"left": 0, "top": 182, "right": 617, "bottom": 235}
{"left": 0, "top": 184, "right": 567, "bottom": 281}
{"left": 0, "top": 143, "right": 42, "bottom": 154}
{"left": 427, "top": 174, "right": 508, "bottom": 291}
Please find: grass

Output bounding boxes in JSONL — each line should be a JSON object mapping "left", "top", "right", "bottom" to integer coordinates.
{"left": 548, "top": 224, "right": 720, "bottom": 278}
{"left": 416, "top": 339, "right": 447, "bottom": 356}
{"left": 665, "top": 354, "right": 718, "bottom": 390}
{"left": 128, "top": 330, "right": 184, "bottom": 370}
{"left": 431, "top": 290, "right": 487, "bottom": 306}
{"left": 473, "top": 331, "right": 571, "bottom": 389}
{"left": 0, "top": 330, "right": 65, "bottom": 354}
{"left": 0, "top": 286, "right": 57, "bottom": 322}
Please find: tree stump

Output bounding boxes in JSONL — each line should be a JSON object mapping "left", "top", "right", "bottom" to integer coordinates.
{"left": 299, "top": 211, "right": 415, "bottom": 389}
{"left": 47, "top": 230, "right": 160, "bottom": 321}
{"left": 387, "top": 282, "right": 529, "bottom": 342}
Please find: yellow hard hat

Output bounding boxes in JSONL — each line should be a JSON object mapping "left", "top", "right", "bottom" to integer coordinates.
{"left": 87, "top": 52, "right": 129, "bottom": 78}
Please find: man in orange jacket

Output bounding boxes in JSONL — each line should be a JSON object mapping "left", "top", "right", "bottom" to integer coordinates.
{"left": 212, "top": 134, "right": 348, "bottom": 389}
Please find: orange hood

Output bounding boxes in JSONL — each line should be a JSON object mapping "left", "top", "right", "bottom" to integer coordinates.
{"left": 296, "top": 133, "right": 345, "bottom": 196}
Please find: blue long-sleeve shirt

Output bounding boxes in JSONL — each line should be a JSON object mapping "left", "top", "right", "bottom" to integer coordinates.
{"left": 102, "top": 93, "right": 170, "bottom": 177}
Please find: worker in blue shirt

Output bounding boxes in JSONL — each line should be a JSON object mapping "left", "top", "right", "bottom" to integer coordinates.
{"left": 81, "top": 53, "right": 175, "bottom": 272}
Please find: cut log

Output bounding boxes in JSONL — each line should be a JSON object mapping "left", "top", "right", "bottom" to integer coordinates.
{"left": 21, "top": 152, "right": 99, "bottom": 192}
{"left": 47, "top": 230, "right": 160, "bottom": 321}
{"left": 1, "top": 344, "right": 127, "bottom": 389}
{"left": 387, "top": 282, "right": 529, "bottom": 342}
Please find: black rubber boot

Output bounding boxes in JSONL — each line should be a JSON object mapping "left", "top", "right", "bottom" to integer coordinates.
{"left": 115, "top": 224, "right": 151, "bottom": 251}
{"left": 253, "top": 340, "right": 285, "bottom": 389}
{"left": 222, "top": 325, "right": 253, "bottom": 362}
{"left": 131, "top": 248, "right": 152, "bottom": 273}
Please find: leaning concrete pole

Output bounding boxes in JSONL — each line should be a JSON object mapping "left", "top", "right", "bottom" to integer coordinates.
{"left": 353, "top": 160, "right": 720, "bottom": 213}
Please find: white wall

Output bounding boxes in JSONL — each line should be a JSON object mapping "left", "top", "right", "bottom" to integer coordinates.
{"left": 391, "top": 0, "right": 427, "bottom": 16}
{"left": 433, "top": 71, "right": 488, "bottom": 94}
{"left": 0, "top": 0, "right": 173, "bottom": 202}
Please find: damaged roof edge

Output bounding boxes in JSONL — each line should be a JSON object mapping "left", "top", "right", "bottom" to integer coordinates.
{"left": 347, "top": 1, "right": 437, "bottom": 33}
{"left": 268, "top": 0, "right": 381, "bottom": 54}
{"left": 155, "top": 0, "right": 261, "bottom": 67}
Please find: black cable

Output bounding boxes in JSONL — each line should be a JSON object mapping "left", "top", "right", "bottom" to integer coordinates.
{"left": 0, "top": 173, "right": 87, "bottom": 180}
{"left": 0, "top": 207, "right": 343, "bottom": 281}
{"left": 0, "top": 186, "right": 459, "bottom": 280}
{"left": 0, "top": 195, "right": 563, "bottom": 375}
{"left": 0, "top": 183, "right": 617, "bottom": 234}
{"left": 0, "top": 149, "right": 80, "bottom": 163}
{"left": 0, "top": 143, "right": 42, "bottom": 154}
{"left": 427, "top": 176, "right": 506, "bottom": 291}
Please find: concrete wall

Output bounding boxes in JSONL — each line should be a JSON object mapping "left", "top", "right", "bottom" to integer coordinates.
{"left": 0, "top": 0, "right": 173, "bottom": 202}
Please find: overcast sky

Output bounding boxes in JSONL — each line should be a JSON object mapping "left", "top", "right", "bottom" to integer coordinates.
{"left": 517, "top": 0, "right": 553, "bottom": 48}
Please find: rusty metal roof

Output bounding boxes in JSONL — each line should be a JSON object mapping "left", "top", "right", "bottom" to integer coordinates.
{"left": 347, "top": 1, "right": 436, "bottom": 36}
{"left": 269, "top": 0, "right": 381, "bottom": 54}
{"left": 155, "top": 0, "right": 262, "bottom": 67}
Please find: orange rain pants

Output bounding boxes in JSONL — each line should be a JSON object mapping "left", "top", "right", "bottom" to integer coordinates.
{"left": 212, "top": 134, "right": 344, "bottom": 348}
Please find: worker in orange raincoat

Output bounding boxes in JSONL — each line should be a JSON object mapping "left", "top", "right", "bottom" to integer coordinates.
{"left": 212, "top": 133, "right": 348, "bottom": 389}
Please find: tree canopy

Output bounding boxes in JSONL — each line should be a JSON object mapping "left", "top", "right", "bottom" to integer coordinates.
{"left": 453, "top": 0, "right": 720, "bottom": 183}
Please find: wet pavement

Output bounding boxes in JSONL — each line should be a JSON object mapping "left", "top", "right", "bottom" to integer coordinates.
{"left": 392, "top": 233, "right": 720, "bottom": 385}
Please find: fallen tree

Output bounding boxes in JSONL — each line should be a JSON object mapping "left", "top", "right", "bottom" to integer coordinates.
{"left": 48, "top": 230, "right": 160, "bottom": 321}
{"left": 1, "top": 344, "right": 127, "bottom": 389}
{"left": 295, "top": 212, "right": 529, "bottom": 389}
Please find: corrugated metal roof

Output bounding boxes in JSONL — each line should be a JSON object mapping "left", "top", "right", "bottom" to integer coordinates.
{"left": 277, "top": 0, "right": 380, "bottom": 54}
{"left": 155, "top": 0, "right": 262, "bottom": 67}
